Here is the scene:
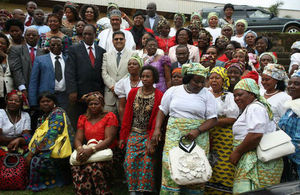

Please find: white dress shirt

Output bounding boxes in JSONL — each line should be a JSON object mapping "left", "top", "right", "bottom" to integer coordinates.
{"left": 149, "top": 17, "right": 155, "bottom": 29}
{"left": 83, "top": 42, "right": 95, "bottom": 56}
{"left": 49, "top": 52, "right": 66, "bottom": 92}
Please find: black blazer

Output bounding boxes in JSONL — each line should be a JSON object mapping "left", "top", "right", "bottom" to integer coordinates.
{"left": 65, "top": 41, "right": 106, "bottom": 98}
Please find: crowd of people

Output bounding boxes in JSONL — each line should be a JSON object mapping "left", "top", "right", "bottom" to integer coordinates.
{"left": 0, "top": 1, "right": 299, "bottom": 194}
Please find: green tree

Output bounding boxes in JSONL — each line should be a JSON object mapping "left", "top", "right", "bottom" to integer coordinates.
{"left": 268, "top": 1, "right": 284, "bottom": 17}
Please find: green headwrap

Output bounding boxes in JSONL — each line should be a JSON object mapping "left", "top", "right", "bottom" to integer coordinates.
{"left": 182, "top": 62, "right": 210, "bottom": 78}
{"left": 207, "top": 12, "right": 219, "bottom": 22}
{"left": 234, "top": 78, "right": 273, "bottom": 120}
{"left": 174, "top": 12, "right": 186, "bottom": 24}
{"left": 235, "top": 19, "right": 248, "bottom": 31}
{"left": 259, "top": 52, "right": 278, "bottom": 64}
{"left": 130, "top": 55, "right": 143, "bottom": 68}
{"left": 107, "top": 2, "right": 119, "bottom": 10}
{"left": 190, "top": 12, "right": 202, "bottom": 22}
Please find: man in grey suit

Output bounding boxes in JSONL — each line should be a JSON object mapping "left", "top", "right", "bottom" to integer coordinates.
{"left": 102, "top": 31, "right": 135, "bottom": 113}
{"left": 144, "top": 2, "right": 160, "bottom": 35}
{"left": 8, "top": 27, "right": 43, "bottom": 96}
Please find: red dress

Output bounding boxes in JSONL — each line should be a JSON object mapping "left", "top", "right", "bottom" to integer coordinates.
{"left": 155, "top": 36, "right": 176, "bottom": 54}
{"left": 77, "top": 112, "right": 119, "bottom": 148}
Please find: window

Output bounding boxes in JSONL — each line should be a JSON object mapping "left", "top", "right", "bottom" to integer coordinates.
{"left": 247, "top": 10, "right": 270, "bottom": 18}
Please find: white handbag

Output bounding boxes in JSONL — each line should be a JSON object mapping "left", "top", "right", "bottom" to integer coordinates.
{"left": 69, "top": 139, "right": 113, "bottom": 165}
{"left": 168, "top": 137, "right": 212, "bottom": 185}
{"left": 257, "top": 129, "right": 295, "bottom": 162}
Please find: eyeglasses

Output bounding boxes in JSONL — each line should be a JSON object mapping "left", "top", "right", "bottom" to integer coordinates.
{"left": 114, "top": 38, "right": 124, "bottom": 41}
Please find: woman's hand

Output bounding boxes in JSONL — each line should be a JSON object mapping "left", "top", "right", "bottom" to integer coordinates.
{"left": 25, "top": 152, "right": 34, "bottom": 166}
{"left": 119, "top": 140, "right": 125, "bottom": 149}
{"left": 185, "top": 129, "right": 200, "bottom": 141}
{"left": 229, "top": 150, "right": 242, "bottom": 166}
{"left": 146, "top": 140, "right": 156, "bottom": 155}
{"left": 77, "top": 148, "right": 93, "bottom": 162}
{"left": 7, "top": 138, "right": 22, "bottom": 152}
{"left": 151, "top": 129, "right": 161, "bottom": 146}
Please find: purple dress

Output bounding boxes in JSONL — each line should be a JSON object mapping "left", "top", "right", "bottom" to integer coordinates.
{"left": 144, "top": 55, "right": 171, "bottom": 93}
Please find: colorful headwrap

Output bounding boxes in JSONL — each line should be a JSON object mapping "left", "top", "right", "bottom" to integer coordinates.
{"left": 81, "top": 91, "right": 104, "bottom": 105}
{"left": 190, "top": 12, "right": 202, "bottom": 22}
{"left": 198, "top": 28, "right": 213, "bottom": 43}
{"left": 157, "top": 17, "right": 170, "bottom": 30}
{"left": 174, "top": 12, "right": 186, "bottom": 24}
{"left": 210, "top": 67, "right": 230, "bottom": 90}
{"left": 189, "top": 20, "right": 202, "bottom": 30}
{"left": 130, "top": 55, "right": 144, "bottom": 68}
{"left": 243, "top": 30, "right": 257, "bottom": 45}
{"left": 216, "top": 35, "right": 229, "bottom": 43}
{"left": 207, "top": 12, "right": 218, "bottom": 22}
{"left": 109, "top": 9, "right": 121, "bottom": 18}
{"left": 172, "top": 68, "right": 182, "bottom": 75}
{"left": 200, "top": 54, "right": 216, "bottom": 64}
{"left": 234, "top": 78, "right": 273, "bottom": 120}
{"left": 225, "top": 59, "right": 245, "bottom": 73}
{"left": 221, "top": 24, "right": 234, "bottom": 31}
{"left": 6, "top": 90, "right": 29, "bottom": 110}
{"left": 291, "top": 41, "right": 300, "bottom": 50}
{"left": 292, "top": 68, "right": 300, "bottom": 78}
{"left": 235, "top": 19, "right": 248, "bottom": 31}
{"left": 107, "top": 2, "right": 119, "bottom": 10}
{"left": 182, "top": 62, "right": 210, "bottom": 78}
{"left": 263, "top": 63, "right": 288, "bottom": 82}
{"left": 241, "top": 71, "right": 259, "bottom": 84}
{"left": 259, "top": 52, "right": 278, "bottom": 64}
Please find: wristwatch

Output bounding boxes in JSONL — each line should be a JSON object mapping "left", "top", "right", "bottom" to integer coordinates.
{"left": 91, "top": 146, "right": 97, "bottom": 153}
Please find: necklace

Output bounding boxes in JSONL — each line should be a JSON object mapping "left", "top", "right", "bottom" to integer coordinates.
{"left": 130, "top": 78, "right": 140, "bottom": 88}
{"left": 5, "top": 109, "right": 20, "bottom": 135}
{"left": 264, "top": 90, "right": 279, "bottom": 96}
{"left": 141, "top": 87, "right": 154, "bottom": 96}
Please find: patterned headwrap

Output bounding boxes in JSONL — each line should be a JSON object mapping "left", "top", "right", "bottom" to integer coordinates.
{"left": 6, "top": 90, "right": 29, "bottom": 110}
{"left": 189, "top": 20, "right": 202, "bottom": 30}
{"left": 291, "top": 41, "right": 300, "bottom": 50}
{"left": 182, "top": 62, "right": 210, "bottom": 78}
{"left": 225, "top": 59, "right": 245, "bottom": 73}
{"left": 234, "top": 78, "right": 273, "bottom": 120}
{"left": 174, "top": 12, "right": 186, "bottom": 24}
{"left": 263, "top": 64, "right": 288, "bottom": 82}
{"left": 207, "top": 12, "right": 218, "bottom": 22}
{"left": 243, "top": 30, "right": 257, "bottom": 46}
{"left": 233, "top": 48, "right": 248, "bottom": 57}
{"left": 157, "top": 17, "right": 170, "bottom": 30}
{"left": 130, "top": 55, "right": 143, "bottom": 68}
{"left": 259, "top": 52, "right": 278, "bottom": 64}
{"left": 292, "top": 68, "right": 300, "bottom": 78}
{"left": 215, "top": 35, "right": 229, "bottom": 43}
{"left": 235, "top": 19, "right": 248, "bottom": 31}
{"left": 221, "top": 24, "right": 234, "bottom": 31}
{"left": 200, "top": 54, "right": 216, "bottom": 64}
{"left": 109, "top": 9, "right": 121, "bottom": 19}
{"left": 190, "top": 12, "right": 202, "bottom": 22}
{"left": 210, "top": 67, "right": 230, "bottom": 90}
{"left": 198, "top": 28, "right": 213, "bottom": 44}
{"left": 81, "top": 91, "right": 104, "bottom": 105}
{"left": 107, "top": 2, "right": 119, "bottom": 10}
{"left": 172, "top": 68, "right": 182, "bottom": 75}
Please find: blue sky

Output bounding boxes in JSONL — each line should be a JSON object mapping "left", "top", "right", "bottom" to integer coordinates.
{"left": 195, "top": 0, "right": 300, "bottom": 11}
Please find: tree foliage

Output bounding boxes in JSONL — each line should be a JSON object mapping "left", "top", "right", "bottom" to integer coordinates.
{"left": 268, "top": 1, "right": 284, "bottom": 17}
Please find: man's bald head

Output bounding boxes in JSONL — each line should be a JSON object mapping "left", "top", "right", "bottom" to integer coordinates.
{"left": 12, "top": 9, "right": 26, "bottom": 24}
{"left": 25, "top": 27, "right": 39, "bottom": 47}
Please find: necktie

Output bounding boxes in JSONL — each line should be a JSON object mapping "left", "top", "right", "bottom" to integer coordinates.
{"left": 116, "top": 52, "right": 121, "bottom": 67}
{"left": 55, "top": 56, "right": 62, "bottom": 82}
{"left": 89, "top": 46, "right": 95, "bottom": 67}
{"left": 30, "top": 47, "right": 35, "bottom": 66}
{"left": 25, "top": 16, "right": 32, "bottom": 26}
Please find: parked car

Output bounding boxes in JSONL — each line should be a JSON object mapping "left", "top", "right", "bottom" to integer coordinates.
{"left": 201, "top": 5, "right": 300, "bottom": 33}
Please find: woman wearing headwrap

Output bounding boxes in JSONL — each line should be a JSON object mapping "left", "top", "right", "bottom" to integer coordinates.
{"left": 289, "top": 41, "right": 300, "bottom": 76}
{"left": 279, "top": 69, "right": 300, "bottom": 180}
{"left": 115, "top": 56, "right": 144, "bottom": 123}
{"left": 259, "top": 52, "right": 278, "bottom": 73}
{"left": 71, "top": 91, "right": 118, "bottom": 194}
{"left": 171, "top": 68, "right": 183, "bottom": 86}
{"left": 152, "top": 62, "right": 218, "bottom": 194}
{"left": 231, "top": 19, "right": 248, "bottom": 47}
{"left": 244, "top": 30, "right": 257, "bottom": 54}
{"left": 261, "top": 64, "right": 291, "bottom": 122}
{"left": 119, "top": 65, "right": 163, "bottom": 194}
{"left": 221, "top": 24, "right": 234, "bottom": 40}
{"left": 198, "top": 28, "right": 213, "bottom": 57}
{"left": 155, "top": 17, "right": 176, "bottom": 54}
{"left": 215, "top": 35, "right": 230, "bottom": 66}
{"left": 230, "top": 78, "right": 283, "bottom": 194}
{"left": 205, "top": 12, "right": 222, "bottom": 44}
{"left": 169, "top": 12, "right": 185, "bottom": 37}
{"left": 0, "top": 90, "right": 31, "bottom": 159}
{"left": 189, "top": 20, "right": 202, "bottom": 46}
{"left": 190, "top": 12, "right": 202, "bottom": 23}
{"left": 225, "top": 59, "right": 245, "bottom": 92}
{"left": 206, "top": 67, "right": 239, "bottom": 194}
{"left": 255, "top": 36, "right": 273, "bottom": 56}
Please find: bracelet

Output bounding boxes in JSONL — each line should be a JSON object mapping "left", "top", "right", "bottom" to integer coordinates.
{"left": 91, "top": 146, "right": 97, "bottom": 153}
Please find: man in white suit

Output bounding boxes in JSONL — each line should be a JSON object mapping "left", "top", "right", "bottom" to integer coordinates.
{"left": 102, "top": 31, "right": 135, "bottom": 113}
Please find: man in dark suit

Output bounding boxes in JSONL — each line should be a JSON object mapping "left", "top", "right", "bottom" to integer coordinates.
{"left": 28, "top": 36, "right": 68, "bottom": 109}
{"left": 8, "top": 27, "right": 43, "bottom": 96}
{"left": 171, "top": 44, "right": 190, "bottom": 71}
{"left": 65, "top": 24, "right": 106, "bottom": 127}
{"left": 144, "top": 2, "right": 160, "bottom": 35}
